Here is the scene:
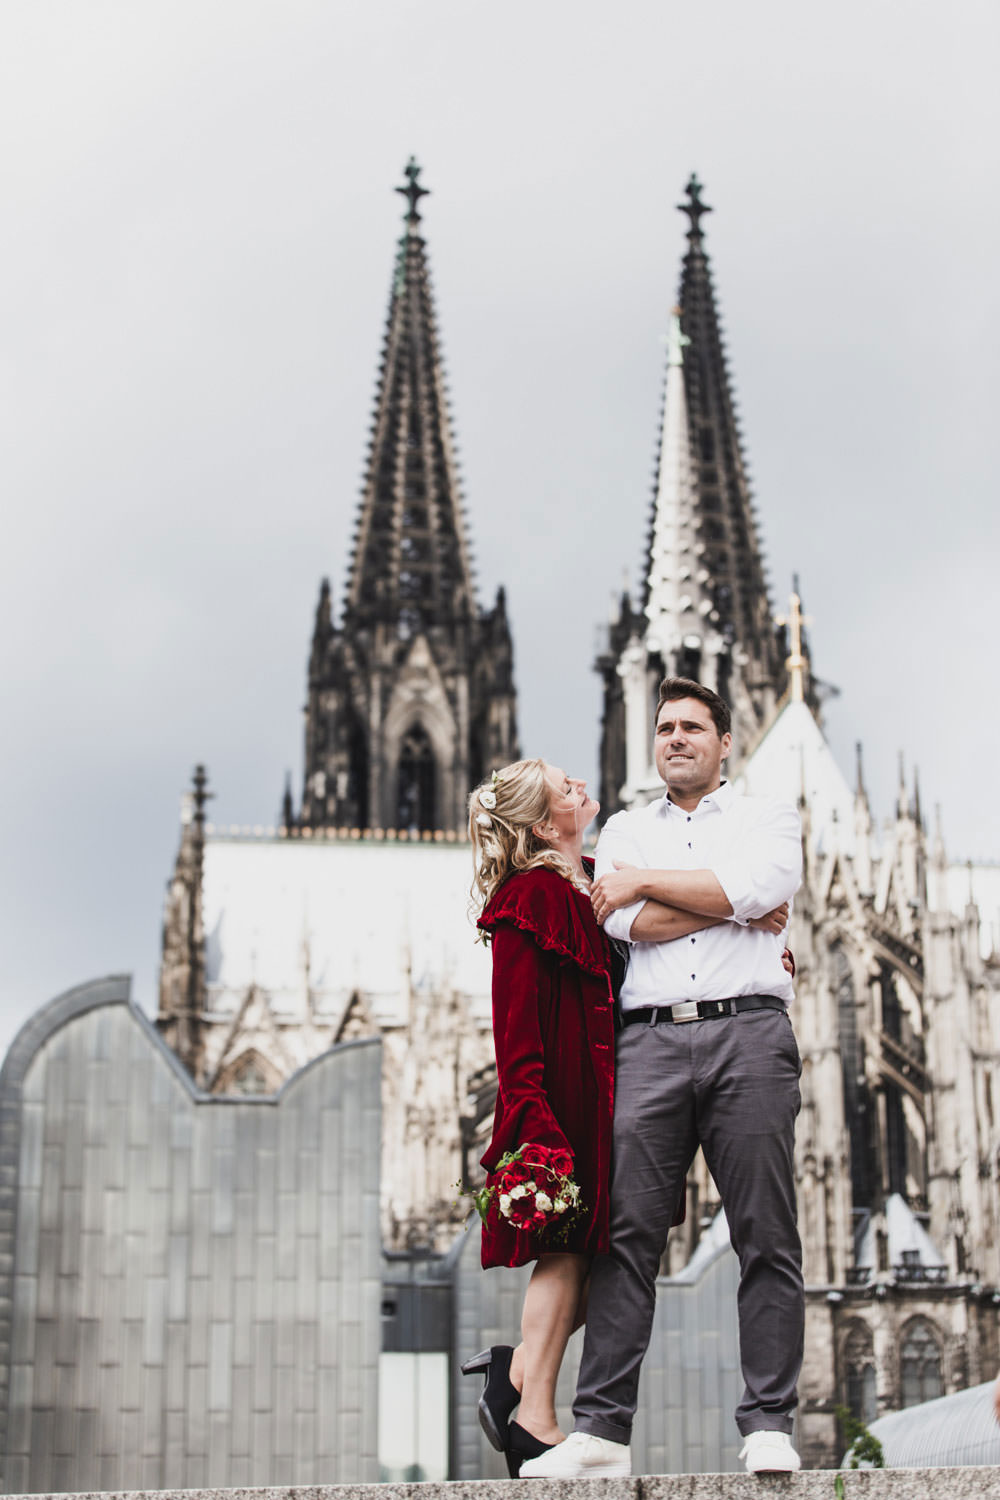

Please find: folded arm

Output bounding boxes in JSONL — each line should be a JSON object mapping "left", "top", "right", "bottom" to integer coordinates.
{"left": 593, "top": 802, "right": 802, "bottom": 941}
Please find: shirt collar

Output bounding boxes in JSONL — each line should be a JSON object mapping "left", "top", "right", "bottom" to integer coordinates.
{"left": 659, "top": 778, "right": 734, "bottom": 816}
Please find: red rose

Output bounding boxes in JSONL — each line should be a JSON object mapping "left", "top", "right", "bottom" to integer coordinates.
{"left": 508, "top": 1199, "right": 535, "bottom": 1229}
{"left": 549, "top": 1149, "right": 574, "bottom": 1177}
{"left": 501, "top": 1160, "right": 532, "bottom": 1188}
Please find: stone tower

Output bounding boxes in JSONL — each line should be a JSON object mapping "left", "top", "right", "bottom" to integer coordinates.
{"left": 295, "top": 158, "right": 518, "bottom": 835}
{"left": 596, "top": 174, "right": 814, "bottom": 814}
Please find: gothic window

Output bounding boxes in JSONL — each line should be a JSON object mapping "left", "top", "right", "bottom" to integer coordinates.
{"left": 225, "top": 1053, "right": 275, "bottom": 1096}
{"left": 900, "top": 1318, "right": 943, "bottom": 1408}
{"left": 835, "top": 944, "right": 873, "bottom": 1208}
{"left": 396, "top": 723, "right": 436, "bottom": 833}
{"left": 348, "top": 715, "right": 369, "bottom": 829}
{"left": 842, "top": 1322, "right": 877, "bottom": 1425}
{"left": 397, "top": 606, "right": 421, "bottom": 641}
{"left": 878, "top": 962, "right": 909, "bottom": 1196}
{"left": 678, "top": 641, "right": 701, "bottom": 681}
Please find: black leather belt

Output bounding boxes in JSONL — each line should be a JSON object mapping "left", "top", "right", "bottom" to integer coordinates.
{"left": 618, "top": 995, "right": 786, "bottom": 1027}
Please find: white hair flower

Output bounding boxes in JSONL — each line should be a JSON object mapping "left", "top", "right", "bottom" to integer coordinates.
{"left": 479, "top": 788, "right": 497, "bottom": 810}
{"left": 476, "top": 812, "right": 492, "bottom": 829}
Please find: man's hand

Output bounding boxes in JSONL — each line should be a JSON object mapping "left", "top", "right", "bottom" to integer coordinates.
{"left": 747, "top": 902, "right": 789, "bottom": 935}
{"left": 591, "top": 862, "right": 645, "bottom": 925}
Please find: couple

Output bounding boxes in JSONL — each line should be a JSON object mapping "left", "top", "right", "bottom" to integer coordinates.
{"left": 462, "top": 677, "right": 805, "bottom": 1478}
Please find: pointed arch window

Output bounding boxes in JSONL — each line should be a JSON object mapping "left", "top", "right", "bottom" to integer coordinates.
{"left": 397, "top": 722, "right": 436, "bottom": 833}
{"left": 220, "top": 1050, "right": 279, "bottom": 1097}
{"left": 842, "top": 1321, "right": 877, "bottom": 1425}
{"left": 835, "top": 943, "right": 873, "bottom": 1208}
{"left": 900, "top": 1318, "right": 943, "bottom": 1408}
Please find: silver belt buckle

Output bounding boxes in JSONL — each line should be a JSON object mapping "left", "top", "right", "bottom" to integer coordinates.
{"left": 669, "top": 1000, "right": 700, "bottom": 1024}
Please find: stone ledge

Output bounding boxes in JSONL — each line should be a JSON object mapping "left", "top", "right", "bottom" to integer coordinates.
{"left": 7, "top": 1473, "right": 1000, "bottom": 1500}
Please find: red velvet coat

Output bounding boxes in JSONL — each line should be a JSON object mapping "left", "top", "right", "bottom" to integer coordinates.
{"left": 477, "top": 865, "right": 616, "bottom": 1268}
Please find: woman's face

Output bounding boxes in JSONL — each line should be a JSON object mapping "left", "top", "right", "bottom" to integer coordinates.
{"left": 542, "top": 764, "right": 599, "bottom": 845}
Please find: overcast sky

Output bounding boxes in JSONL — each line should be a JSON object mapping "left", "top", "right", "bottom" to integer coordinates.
{"left": 2, "top": 0, "right": 998, "bottom": 1059}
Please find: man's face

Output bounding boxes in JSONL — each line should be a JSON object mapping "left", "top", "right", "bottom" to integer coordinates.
{"left": 653, "top": 696, "right": 732, "bottom": 798}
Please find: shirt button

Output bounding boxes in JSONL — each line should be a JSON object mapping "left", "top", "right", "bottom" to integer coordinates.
{"left": 690, "top": 936, "right": 696, "bottom": 943}
{"left": 687, "top": 842, "right": 692, "bottom": 849}
{"left": 691, "top": 973, "right": 696, "bottom": 980}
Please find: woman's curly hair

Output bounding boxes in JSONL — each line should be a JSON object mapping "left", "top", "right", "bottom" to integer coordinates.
{"left": 468, "top": 758, "right": 590, "bottom": 929}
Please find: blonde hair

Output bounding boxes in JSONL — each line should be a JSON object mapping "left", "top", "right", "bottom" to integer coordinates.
{"left": 468, "top": 758, "right": 590, "bottom": 924}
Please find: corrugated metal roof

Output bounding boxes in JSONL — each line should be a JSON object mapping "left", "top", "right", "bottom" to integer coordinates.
{"left": 865, "top": 1381, "right": 1000, "bottom": 1468}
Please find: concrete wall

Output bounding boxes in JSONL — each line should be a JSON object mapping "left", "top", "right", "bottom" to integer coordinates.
{"left": 0, "top": 979, "right": 382, "bottom": 1494}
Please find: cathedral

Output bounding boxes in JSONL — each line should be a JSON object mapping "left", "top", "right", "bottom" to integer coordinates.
{"left": 154, "top": 163, "right": 1000, "bottom": 1467}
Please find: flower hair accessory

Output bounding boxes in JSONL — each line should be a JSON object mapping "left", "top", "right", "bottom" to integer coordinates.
{"left": 478, "top": 769, "right": 502, "bottom": 812}
{"left": 475, "top": 812, "right": 492, "bottom": 829}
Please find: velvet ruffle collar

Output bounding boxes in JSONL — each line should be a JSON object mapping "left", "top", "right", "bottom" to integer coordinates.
{"left": 477, "top": 862, "right": 608, "bottom": 979}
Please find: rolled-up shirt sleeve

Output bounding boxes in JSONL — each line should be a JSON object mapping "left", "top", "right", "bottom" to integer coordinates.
{"left": 713, "top": 800, "right": 803, "bottom": 920}
{"left": 593, "top": 813, "right": 647, "bottom": 944}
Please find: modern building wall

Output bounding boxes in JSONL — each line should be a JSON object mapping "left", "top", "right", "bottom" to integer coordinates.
{"left": 0, "top": 979, "right": 382, "bottom": 1494}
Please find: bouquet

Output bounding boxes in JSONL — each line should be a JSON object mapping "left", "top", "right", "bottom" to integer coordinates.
{"left": 474, "top": 1143, "right": 584, "bottom": 1237}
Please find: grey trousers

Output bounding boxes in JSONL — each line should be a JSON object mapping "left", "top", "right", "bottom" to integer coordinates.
{"left": 573, "top": 1006, "right": 804, "bottom": 1441}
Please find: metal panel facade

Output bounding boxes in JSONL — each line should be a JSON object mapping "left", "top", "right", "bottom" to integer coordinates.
{"left": 0, "top": 981, "right": 381, "bottom": 1493}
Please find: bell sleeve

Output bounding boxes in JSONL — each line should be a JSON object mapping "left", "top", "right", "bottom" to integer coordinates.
{"left": 482, "top": 923, "right": 574, "bottom": 1172}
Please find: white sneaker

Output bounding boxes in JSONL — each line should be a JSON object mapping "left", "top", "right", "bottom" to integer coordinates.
{"left": 739, "top": 1429, "right": 801, "bottom": 1473}
{"left": 519, "top": 1430, "right": 632, "bottom": 1478}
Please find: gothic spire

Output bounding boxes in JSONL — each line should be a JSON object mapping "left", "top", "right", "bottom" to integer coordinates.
{"left": 643, "top": 308, "right": 720, "bottom": 677}
{"left": 157, "top": 765, "right": 213, "bottom": 1079}
{"left": 345, "top": 158, "right": 475, "bottom": 637}
{"left": 296, "top": 161, "right": 518, "bottom": 835}
{"left": 643, "top": 173, "right": 785, "bottom": 730}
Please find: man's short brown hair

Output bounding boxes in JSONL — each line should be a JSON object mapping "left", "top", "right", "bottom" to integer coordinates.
{"left": 655, "top": 677, "right": 732, "bottom": 739}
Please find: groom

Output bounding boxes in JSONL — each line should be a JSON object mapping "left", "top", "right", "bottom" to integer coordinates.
{"left": 521, "top": 677, "right": 805, "bottom": 1478}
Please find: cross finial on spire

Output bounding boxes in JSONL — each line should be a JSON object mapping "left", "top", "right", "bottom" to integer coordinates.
{"left": 678, "top": 173, "right": 712, "bottom": 238}
{"left": 396, "top": 156, "right": 429, "bottom": 223}
{"left": 776, "top": 588, "right": 811, "bottom": 703}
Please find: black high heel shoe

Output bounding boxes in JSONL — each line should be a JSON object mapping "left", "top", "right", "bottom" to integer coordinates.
{"left": 506, "top": 1421, "right": 555, "bottom": 1478}
{"left": 460, "top": 1345, "right": 520, "bottom": 1452}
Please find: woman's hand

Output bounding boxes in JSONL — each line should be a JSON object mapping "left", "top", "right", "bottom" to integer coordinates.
{"left": 747, "top": 902, "right": 789, "bottom": 935}
{"left": 591, "top": 862, "right": 644, "bottom": 924}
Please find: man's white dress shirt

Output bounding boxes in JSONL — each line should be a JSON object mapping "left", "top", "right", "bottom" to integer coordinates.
{"left": 595, "top": 780, "right": 802, "bottom": 1010}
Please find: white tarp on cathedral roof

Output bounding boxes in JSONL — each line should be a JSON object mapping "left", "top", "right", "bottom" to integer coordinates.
{"left": 202, "top": 836, "right": 492, "bottom": 1028}
{"left": 736, "top": 698, "right": 856, "bottom": 857}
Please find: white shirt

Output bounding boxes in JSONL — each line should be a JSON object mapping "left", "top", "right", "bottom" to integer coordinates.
{"left": 595, "top": 780, "right": 802, "bottom": 1009}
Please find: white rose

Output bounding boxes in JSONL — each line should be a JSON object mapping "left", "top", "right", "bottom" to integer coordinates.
{"left": 535, "top": 1192, "right": 553, "bottom": 1212}
{"left": 479, "top": 789, "right": 497, "bottom": 810}
{"left": 510, "top": 1184, "right": 527, "bottom": 1199}
{"left": 499, "top": 1194, "right": 512, "bottom": 1215}
{"left": 553, "top": 1198, "right": 568, "bottom": 1215}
